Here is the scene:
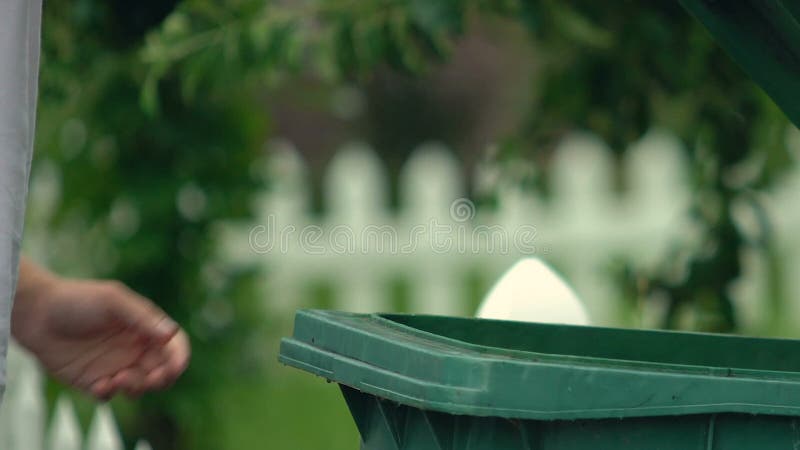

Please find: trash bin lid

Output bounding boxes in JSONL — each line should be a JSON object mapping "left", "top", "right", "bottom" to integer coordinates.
{"left": 681, "top": 1, "right": 800, "bottom": 127}
{"left": 280, "top": 310, "right": 800, "bottom": 420}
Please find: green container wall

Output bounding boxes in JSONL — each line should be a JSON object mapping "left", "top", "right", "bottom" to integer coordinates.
{"left": 341, "top": 386, "right": 800, "bottom": 450}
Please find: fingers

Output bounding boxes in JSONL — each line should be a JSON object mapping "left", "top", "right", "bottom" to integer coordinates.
{"left": 137, "top": 345, "right": 167, "bottom": 373}
{"left": 143, "top": 366, "right": 171, "bottom": 391}
{"left": 90, "top": 376, "right": 113, "bottom": 400}
{"left": 90, "top": 367, "right": 152, "bottom": 400}
{"left": 87, "top": 330, "right": 191, "bottom": 400}
{"left": 103, "top": 282, "right": 179, "bottom": 344}
{"left": 165, "top": 329, "right": 191, "bottom": 378}
{"left": 114, "top": 367, "right": 147, "bottom": 398}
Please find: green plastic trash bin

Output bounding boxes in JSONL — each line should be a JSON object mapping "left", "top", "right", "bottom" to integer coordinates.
{"left": 280, "top": 310, "right": 800, "bottom": 449}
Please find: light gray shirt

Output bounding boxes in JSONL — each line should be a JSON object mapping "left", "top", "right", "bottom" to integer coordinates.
{"left": 0, "top": 0, "right": 43, "bottom": 394}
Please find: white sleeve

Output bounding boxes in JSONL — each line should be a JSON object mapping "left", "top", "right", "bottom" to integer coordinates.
{"left": 0, "top": 0, "right": 43, "bottom": 391}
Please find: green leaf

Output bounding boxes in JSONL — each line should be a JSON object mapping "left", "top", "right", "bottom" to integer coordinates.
{"left": 680, "top": 0, "right": 800, "bottom": 127}
{"left": 140, "top": 66, "right": 164, "bottom": 116}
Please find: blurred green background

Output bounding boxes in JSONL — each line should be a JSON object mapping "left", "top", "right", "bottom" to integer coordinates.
{"left": 24, "top": 0, "right": 798, "bottom": 449}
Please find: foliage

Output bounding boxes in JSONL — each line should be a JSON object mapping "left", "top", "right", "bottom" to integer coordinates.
{"left": 38, "top": 1, "right": 269, "bottom": 448}
{"left": 141, "top": 0, "right": 795, "bottom": 333}
{"left": 138, "top": 0, "right": 493, "bottom": 109}
{"left": 35, "top": 0, "right": 796, "bottom": 448}
{"left": 507, "top": 1, "right": 792, "bottom": 332}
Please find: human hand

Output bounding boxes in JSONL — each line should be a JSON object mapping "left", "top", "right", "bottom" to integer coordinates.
{"left": 12, "top": 263, "right": 190, "bottom": 400}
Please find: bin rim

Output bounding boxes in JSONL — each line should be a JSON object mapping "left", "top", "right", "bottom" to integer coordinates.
{"left": 280, "top": 309, "right": 800, "bottom": 420}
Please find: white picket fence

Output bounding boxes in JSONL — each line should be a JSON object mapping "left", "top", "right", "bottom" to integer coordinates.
{"left": 0, "top": 343, "right": 151, "bottom": 450}
{"left": 219, "top": 127, "right": 800, "bottom": 330}
{"left": 11, "top": 126, "right": 800, "bottom": 447}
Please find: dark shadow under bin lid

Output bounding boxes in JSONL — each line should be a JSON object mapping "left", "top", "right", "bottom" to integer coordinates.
{"left": 681, "top": 0, "right": 800, "bottom": 127}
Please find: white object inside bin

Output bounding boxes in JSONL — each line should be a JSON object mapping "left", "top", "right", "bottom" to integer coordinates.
{"left": 476, "top": 258, "right": 590, "bottom": 325}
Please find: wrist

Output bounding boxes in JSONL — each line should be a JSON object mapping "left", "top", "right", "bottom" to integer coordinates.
{"left": 11, "top": 257, "right": 60, "bottom": 348}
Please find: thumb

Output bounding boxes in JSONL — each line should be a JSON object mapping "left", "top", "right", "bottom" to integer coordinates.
{"left": 104, "top": 282, "right": 179, "bottom": 344}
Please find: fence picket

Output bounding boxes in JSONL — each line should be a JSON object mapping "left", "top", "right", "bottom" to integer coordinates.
{"left": 10, "top": 346, "right": 44, "bottom": 450}
{"left": 46, "top": 397, "right": 82, "bottom": 450}
{"left": 134, "top": 441, "right": 153, "bottom": 450}
{"left": 86, "top": 405, "right": 123, "bottom": 450}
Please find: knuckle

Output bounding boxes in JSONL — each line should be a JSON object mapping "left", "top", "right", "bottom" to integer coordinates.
{"left": 100, "top": 280, "right": 126, "bottom": 295}
{"left": 99, "top": 281, "right": 139, "bottom": 304}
